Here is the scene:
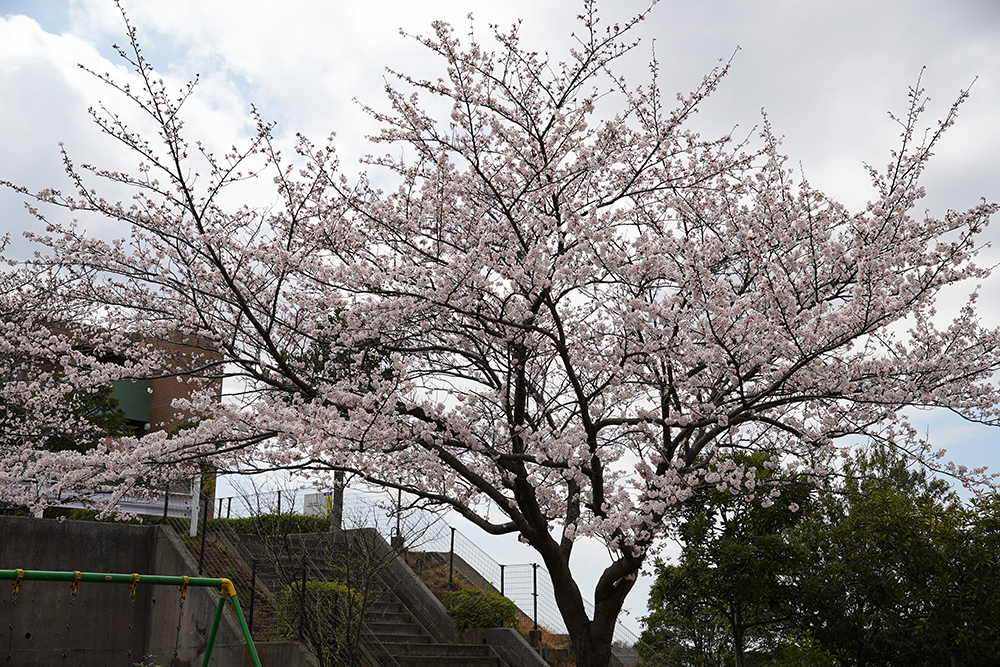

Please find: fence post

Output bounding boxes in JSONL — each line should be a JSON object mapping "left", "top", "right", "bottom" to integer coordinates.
{"left": 249, "top": 559, "right": 257, "bottom": 635}
{"left": 332, "top": 587, "right": 339, "bottom": 639}
{"left": 163, "top": 483, "right": 169, "bottom": 518}
{"left": 227, "top": 497, "right": 232, "bottom": 519}
{"left": 277, "top": 490, "right": 282, "bottom": 515}
{"left": 198, "top": 494, "right": 208, "bottom": 575}
{"left": 331, "top": 470, "right": 344, "bottom": 532}
{"left": 532, "top": 563, "right": 539, "bottom": 631}
{"left": 500, "top": 564, "right": 505, "bottom": 596}
{"left": 449, "top": 527, "right": 456, "bottom": 586}
{"left": 189, "top": 474, "right": 201, "bottom": 538}
{"left": 394, "top": 487, "right": 403, "bottom": 547}
{"left": 299, "top": 566, "right": 307, "bottom": 640}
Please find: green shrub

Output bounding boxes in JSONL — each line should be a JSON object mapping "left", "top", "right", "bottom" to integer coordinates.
{"left": 442, "top": 588, "right": 519, "bottom": 631}
{"left": 276, "top": 579, "right": 363, "bottom": 666}
{"left": 206, "top": 513, "right": 330, "bottom": 535}
{"left": 276, "top": 579, "right": 361, "bottom": 632}
{"left": 0, "top": 502, "right": 31, "bottom": 517}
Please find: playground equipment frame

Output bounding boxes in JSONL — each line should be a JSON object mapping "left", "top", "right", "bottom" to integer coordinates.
{"left": 1, "top": 568, "right": 262, "bottom": 667}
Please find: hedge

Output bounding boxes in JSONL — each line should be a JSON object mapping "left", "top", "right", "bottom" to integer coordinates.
{"left": 442, "top": 588, "right": 519, "bottom": 631}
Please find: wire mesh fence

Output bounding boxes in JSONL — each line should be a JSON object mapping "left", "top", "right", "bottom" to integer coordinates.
{"left": 213, "top": 488, "right": 305, "bottom": 519}
{"left": 45, "top": 479, "right": 646, "bottom": 662}
{"left": 159, "top": 488, "right": 402, "bottom": 667}
{"left": 301, "top": 486, "right": 646, "bottom": 656}
{"left": 161, "top": 496, "right": 283, "bottom": 641}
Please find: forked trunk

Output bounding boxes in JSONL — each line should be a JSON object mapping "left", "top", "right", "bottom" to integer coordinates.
{"left": 571, "top": 629, "right": 615, "bottom": 667}
{"left": 552, "top": 567, "right": 631, "bottom": 667}
{"left": 543, "top": 555, "right": 622, "bottom": 667}
{"left": 529, "top": 504, "right": 639, "bottom": 667}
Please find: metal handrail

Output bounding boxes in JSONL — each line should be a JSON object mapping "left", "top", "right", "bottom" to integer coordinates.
{"left": 300, "top": 553, "right": 402, "bottom": 667}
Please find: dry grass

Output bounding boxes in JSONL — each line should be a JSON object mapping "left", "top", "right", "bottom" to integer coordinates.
{"left": 405, "top": 553, "right": 479, "bottom": 597}
{"left": 406, "top": 551, "right": 575, "bottom": 665}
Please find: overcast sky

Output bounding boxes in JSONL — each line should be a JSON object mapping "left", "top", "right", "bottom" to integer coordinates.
{"left": 3, "top": 0, "right": 1000, "bottom": 636}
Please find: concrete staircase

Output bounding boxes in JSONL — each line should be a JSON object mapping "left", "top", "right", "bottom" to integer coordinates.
{"left": 222, "top": 530, "right": 509, "bottom": 667}
{"left": 364, "top": 592, "right": 503, "bottom": 667}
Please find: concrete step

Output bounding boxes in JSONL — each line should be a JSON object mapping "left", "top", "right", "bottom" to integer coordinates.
{"left": 366, "top": 620, "right": 427, "bottom": 634}
{"left": 371, "top": 633, "right": 432, "bottom": 645}
{"left": 392, "top": 656, "right": 500, "bottom": 667}
{"left": 228, "top": 535, "right": 509, "bottom": 667}
{"left": 365, "top": 610, "right": 412, "bottom": 624}
{"left": 384, "top": 643, "right": 494, "bottom": 658}
{"left": 366, "top": 601, "right": 405, "bottom": 615}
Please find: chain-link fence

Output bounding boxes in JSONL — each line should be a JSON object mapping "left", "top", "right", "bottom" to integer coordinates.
{"left": 301, "top": 486, "right": 646, "bottom": 663}
{"left": 159, "top": 488, "right": 403, "bottom": 667}
{"left": 212, "top": 488, "right": 304, "bottom": 519}
{"left": 43, "top": 480, "right": 647, "bottom": 664}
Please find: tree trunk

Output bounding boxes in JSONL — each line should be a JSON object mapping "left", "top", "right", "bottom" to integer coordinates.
{"left": 732, "top": 607, "right": 745, "bottom": 667}
{"left": 542, "top": 551, "right": 635, "bottom": 667}
{"left": 538, "top": 548, "right": 620, "bottom": 667}
{"left": 573, "top": 629, "right": 615, "bottom": 667}
{"left": 328, "top": 469, "right": 344, "bottom": 533}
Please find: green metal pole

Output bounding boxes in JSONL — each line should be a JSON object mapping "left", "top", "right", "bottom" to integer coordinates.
{"left": 228, "top": 594, "right": 263, "bottom": 667}
{"left": 0, "top": 569, "right": 225, "bottom": 588}
{"left": 201, "top": 593, "right": 227, "bottom": 667}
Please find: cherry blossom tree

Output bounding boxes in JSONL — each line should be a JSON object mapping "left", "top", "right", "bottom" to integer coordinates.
{"left": 4, "top": 3, "right": 1000, "bottom": 664}
{"left": 0, "top": 244, "right": 166, "bottom": 511}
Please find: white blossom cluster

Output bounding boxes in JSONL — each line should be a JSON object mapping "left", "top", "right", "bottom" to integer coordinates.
{"left": 2, "top": 6, "right": 998, "bottom": 659}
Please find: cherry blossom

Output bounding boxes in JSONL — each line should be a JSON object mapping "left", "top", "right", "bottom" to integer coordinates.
{"left": 3, "top": 4, "right": 999, "bottom": 665}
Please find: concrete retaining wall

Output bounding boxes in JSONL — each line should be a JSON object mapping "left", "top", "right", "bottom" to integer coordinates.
{"left": 1, "top": 516, "right": 159, "bottom": 665}
{"left": 458, "top": 628, "right": 550, "bottom": 667}
{"left": 0, "top": 516, "right": 309, "bottom": 667}
{"left": 146, "top": 519, "right": 249, "bottom": 667}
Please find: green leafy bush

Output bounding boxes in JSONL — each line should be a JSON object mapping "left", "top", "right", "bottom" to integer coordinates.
{"left": 0, "top": 502, "right": 31, "bottom": 517}
{"left": 276, "top": 579, "right": 361, "bottom": 634}
{"left": 206, "top": 513, "right": 330, "bottom": 535}
{"left": 442, "top": 588, "right": 519, "bottom": 630}
{"left": 276, "top": 578, "right": 363, "bottom": 667}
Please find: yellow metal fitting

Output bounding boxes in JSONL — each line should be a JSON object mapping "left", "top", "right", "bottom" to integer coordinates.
{"left": 219, "top": 578, "right": 236, "bottom": 599}
{"left": 12, "top": 569, "right": 23, "bottom": 595}
{"left": 70, "top": 571, "right": 82, "bottom": 596}
{"left": 130, "top": 573, "right": 140, "bottom": 598}
{"left": 179, "top": 576, "right": 189, "bottom": 599}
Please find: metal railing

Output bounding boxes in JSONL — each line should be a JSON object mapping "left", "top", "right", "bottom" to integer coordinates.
{"left": 41, "top": 481, "right": 650, "bottom": 665}
{"left": 213, "top": 488, "right": 302, "bottom": 519}
{"left": 165, "top": 494, "right": 402, "bottom": 667}
{"left": 318, "top": 488, "right": 647, "bottom": 659}
{"left": 296, "top": 559, "right": 401, "bottom": 667}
